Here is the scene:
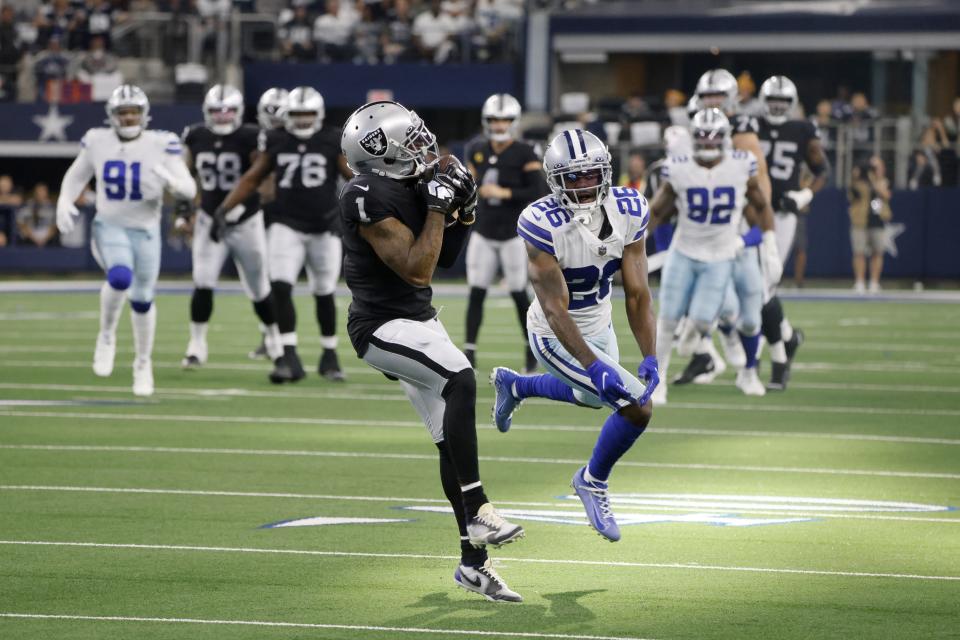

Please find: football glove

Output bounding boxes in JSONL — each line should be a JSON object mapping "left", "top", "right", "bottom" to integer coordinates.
{"left": 636, "top": 355, "right": 660, "bottom": 406}
{"left": 418, "top": 172, "right": 461, "bottom": 217}
{"left": 759, "top": 230, "right": 783, "bottom": 288}
{"left": 733, "top": 225, "right": 763, "bottom": 255}
{"left": 586, "top": 359, "right": 633, "bottom": 406}
{"left": 455, "top": 188, "right": 479, "bottom": 226}
{"left": 56, "top": 201, "right": 79, "bottom": 235}
{"left": 209, "top": 206, "right": 228, "bottom": 243}
{"left": 173, "top": 199, "right": 193, "bottom": 235}
{"left": 779, "top": 187, "right": 813, "bottom": 214}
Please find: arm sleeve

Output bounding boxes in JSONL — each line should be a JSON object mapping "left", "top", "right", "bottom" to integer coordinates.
{"left": 437, "top": 221, "right": 471, "bottom": 268}
{"left": 57, "top": 136, "right": 95, "bottom": 210}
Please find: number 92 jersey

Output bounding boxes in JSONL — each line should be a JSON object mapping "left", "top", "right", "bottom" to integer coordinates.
{"left": 518, "top": 186, "right": 649, "bottom": 338}
{"left": 77, "top": 127, "right": 184, "bottom": 230}
{"left": 182, "top": 123, "right": 260, "bottom": 223}
{"left": 259, "top": 126, "right": 342, "bottom": 234}
{"left": 665, "top": 149, "right": 757, "bottom": 263}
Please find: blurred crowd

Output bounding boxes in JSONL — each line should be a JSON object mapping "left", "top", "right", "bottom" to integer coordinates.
{"left": 0, "top": 173, "right": 90, "bottom": 248}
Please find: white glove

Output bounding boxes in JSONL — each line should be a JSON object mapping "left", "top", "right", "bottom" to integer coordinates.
{"left": 56, "top": 201, "right": 80, "bottom": 235}
{"left": 782, "top": 187, "right": 813, "bottom": 213}
{"left": 759, "top": 230, "right": 783, "bottom": 287}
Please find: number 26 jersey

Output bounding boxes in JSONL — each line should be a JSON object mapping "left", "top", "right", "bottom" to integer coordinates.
{"left": 517, "top": 187, "right": 649, "bottom": 339}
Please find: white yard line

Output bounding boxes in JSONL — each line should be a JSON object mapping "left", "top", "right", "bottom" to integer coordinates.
{"left": 0, "top": 615, "right": 654, "bottom": 640}
{"left": 1, "top": 443, "right": 957, "bottom": 480}
{"left": 1, "top": 485, "right": 957, "bottom": 525}
{"left": 1, "top": 540, "right": 958, "bottom": 581}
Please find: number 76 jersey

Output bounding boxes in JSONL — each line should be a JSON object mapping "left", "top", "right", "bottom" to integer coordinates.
{"left": 665, "top": 149, "right": 757, "bottom": 262}
{"left": 518, "top": 187, "right": 649, "bottom": 338}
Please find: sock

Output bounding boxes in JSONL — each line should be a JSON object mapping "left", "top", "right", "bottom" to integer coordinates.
{"left": 655, "top": 317, "right": 677, "bottom": 381}
{"left": 695, "top": 334, "right": 712, "bottom": 356}
{"left": 263, "top": 324, "right": 283, "bottom": 360}
{"left": 440, "top": 370, "right": 486, "bottom": 519}
{"left": 587, "top": 411, "right": 645, "bottom": 482}
{"left": 513, "top": 373, "right": 575, "bottom": 403}
{"left": 781, "top": 318, "right": 795, "bottom": 343}
{"left": 252, "top": 292, "right": 276, "bottom": 326}
{"left": 509, "top": 290, "right": 530, "bottom": 335}
{"left": 436, "top": 443, "right": 487, "bottom": 566}
{"left": 460, "top": 483, "right": 489, "bottom": 521}
{"left": 739, "top": 331, "right": 760, "bottom": 369}
{"left": 314, "top": 294, "right": 336, "bottom": 342}
{"left": 99, "top": 282, "right": 125, "bottom": 337}
{"left": 271, "top": 280, "right": 296, "bottom": 335}
{"left": 769, "top": 341, "right": 787, "bottom": 364}
{"left": 761, "top": 297, "right": 784, "bottom": 345}
{"left": 281, "top": 332, "right": 297, "bottom": 347}
{"left": 189, "top": 321, "right": 208, "bottom": 344}
{"left": 130, "top": 303, "right": 156, "bottom": 364}
{"left": 191, "top": 287, "right": 213, "bottom": 323}
{"left": 465, "top": 287, "right": 486, "bottom": 347}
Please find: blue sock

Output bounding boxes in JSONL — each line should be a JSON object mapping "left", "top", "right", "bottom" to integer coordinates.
{"left": 514, "top": 373, "right": 575, "bottom": 403}
{"left": 587, "top": 411, "right": 644, "bottom": 482}
{"left": 739, "top": 331, "right": 760, "bottom": 368}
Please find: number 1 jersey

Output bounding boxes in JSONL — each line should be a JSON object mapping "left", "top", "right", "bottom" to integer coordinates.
{"left": 517, "top": 187, "right": 649, "bottom": 339}
{"left": 664, "top": 149, "right": 757, "bottom": 263}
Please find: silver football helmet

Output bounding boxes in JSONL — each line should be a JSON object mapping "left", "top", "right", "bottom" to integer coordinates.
{"left": 760, "top": 75, "right": 799, "bottom": 125}
{"left": 106, "top": 84, "right": 150, "bottom": 140}
{"left": 284, "top": 86, "right": 325, "bottom": 139}
{"left": 542, "top": 129, "right": 612, "bottom": 220}
{"left": 341, "top": 101, "right": 439, "bottom": 179}
{"left": 203, "top": 84, "right": 244, "bottom": 136}
{"left": 481, "top": 93, "right": 522, "bottom": 143}
{"left": 695, "top": 69, "right": 738, "bottom": 115}
{"left": 257, "top": 87, "right": 289, "bottom": 130}
{"left": 690, "top": 108, "right": 731, "bottom": 162}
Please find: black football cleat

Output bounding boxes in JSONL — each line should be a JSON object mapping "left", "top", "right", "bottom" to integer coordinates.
{"left": 673, "top": 353, "right": 714, "bottom": 385}
{"left": 269, "top": 346, "right": 305, "bottom": 384}
{"left": 767, "top": 362, "right": 788, "bottom": 391}
{"left": 318, "top": 349, "right": 345, "bottom": 382}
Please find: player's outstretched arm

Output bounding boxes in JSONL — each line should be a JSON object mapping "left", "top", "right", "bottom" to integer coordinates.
{"left": 806, "top": 138, "right": 829, "bottom": 194}
{"left": 525, "top": 241, "right": 597, "bottom": 368}
{"left": 621, "top": 240, "right": 656, "bottom": 358}
{"left": 646, "top": 181, "right": 676, "bottom": 232}
{"left": 56, "top": 148, "right": 94, "bottom": 234}
{"left": 734, "top": 132, "right": 772, "bottom": 204}
{"left": 154, "top": 151, "right": 197, "bottom": 201}
{"left": 747, "top": 175, "right": 782, "bottom": 284}
{"left": 358, "top": 213, "right": 446, "bottom": 287}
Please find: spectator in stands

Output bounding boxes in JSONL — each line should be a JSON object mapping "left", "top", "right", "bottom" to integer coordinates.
{"left": 412, "top": 0, "right": 456, "bottom": 63}
{"left": 279, "top": 4, "right": 315, "bottom": 61}
{"left": 0, "top": 6, "right": 23, "bottom": 101}
{"left": 33, "top": 35, "right": 70, "bottom": 101}
{"left": 233, "top": 0, "right": 257, "bottom": 13}
{"left": 352, "top": 3, "right": 382, "bottom": 64}
{"left": 664, "top": 88, "right": 688, "bottom": 126}
{"left": 74, "top": 34, "right": 117, "bottom": 81}
{"left": 197, "top": 0, "right": 231, "bottom": 65}
{"left": 472, "top": 0, "right": 517, "bottom": 62}
{"left": 620, "top": 94, "right": 655, "bottom": 125}
{"left": 737, "top": 70, "right": 762, "bottom": 116}
{"left": 849, "top": 156, "right": 892, "bottom": 295}
{"left": 907, "top": 125, "right": 942, "bottom": 189}
{"left": 943, "top": 97, "right": 960, "bottom": 145}
{"left": 848, "top": 91, "right": 877, "bottom": 163}
{"left": 0, "top": 174, "right": 22, "bottom": 245}
{"left": 16, "top": 183, "right": 58, "bottom": 248}
{"left": 831, "top": 85, "right": 852, "bottom": 121}
{"left": 932, "top": 115, "right": 958, "bottom": 187}
{"left": 74, "top": 0, "right": 118, "bottom": 50}
{"left": 619, "top": 150, "right": 645, "bottom": 191}
{"left": 381, "top": 0, "right": 415, "bottom": 63}
{"left": 313, "top": 0, "right": 354, "bottom": 62}
{"left": 35, "top": 0, "right": 78, "bottom": 49}
{"left": 158, "top": 0, "right": 193, "bottom": 66}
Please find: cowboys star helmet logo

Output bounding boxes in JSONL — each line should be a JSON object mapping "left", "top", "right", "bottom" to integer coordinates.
{"left": 360, "top": 128, "right": 388, "bottom": 156}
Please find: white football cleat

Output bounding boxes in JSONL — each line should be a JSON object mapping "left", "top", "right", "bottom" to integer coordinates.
{"left": 720, "top": 330, "right": 747, "bottom": 370}
{"left": 454, "top": 559, "right": 522, "bottom": 603}
{"left": 736, "top": 367, "right": 766, "bottom": 397}
{"left": 650, "top": 381, "right": 667, "bottom": 406}
{"left": 466, "top": 503, "right": 524, "bottom": 548}
{"left": 132, "top": 359, "right": 154, "bottom": 397}
{"left": 92, "top": 332, "right": 116, "bottom": 377}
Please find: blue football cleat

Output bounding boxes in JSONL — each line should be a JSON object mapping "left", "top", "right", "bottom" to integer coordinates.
{"left": 490, "top": 367, "right": 522, "bottom": 433}
{"left": 571, "top": 466, "right": 620, "bottom": 542}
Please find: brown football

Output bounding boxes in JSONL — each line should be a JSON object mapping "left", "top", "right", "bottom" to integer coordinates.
{"left": 436, "top": 154, "right": 464, "bottom": 174}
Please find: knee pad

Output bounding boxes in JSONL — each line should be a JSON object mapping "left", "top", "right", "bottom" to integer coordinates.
{"left": 106, "top": 265, "right": 133, "bottom": 291}
{"left": 441, "top": 368, "right": 476, "bottom": 402}
{"left": 130, "top": 299, "right": 152, "bottom": 313}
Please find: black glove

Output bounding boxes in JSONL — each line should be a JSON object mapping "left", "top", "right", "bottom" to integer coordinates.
{"left": 437, "top": 157, "right": 478, "bottom": 224}
{"left": 209, "top": 206, "right": 228, "bottom": 242}
{"left": 173, "top": 198, "right": 193, "bottom": 223}
{"left": 457, "top": 188, "right": 478, "bottom": 226}
{"left": 778, "top": 193, "right": 800, "bottom": 215}
{"left": 418, "top": 172, "right": 461, "bottom": 218}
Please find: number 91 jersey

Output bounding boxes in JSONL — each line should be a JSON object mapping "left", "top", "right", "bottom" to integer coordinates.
{"left": 518, "top": 186, "right": 649, "bottom": 338}
{"left": 665, "top": 149, "right": 757, "bottom": 263}
{"left": 182, "top": 123, "right": 260, "bottom": 223}
{"left": 78, "top": 127, "right": 184, "bottom": 230}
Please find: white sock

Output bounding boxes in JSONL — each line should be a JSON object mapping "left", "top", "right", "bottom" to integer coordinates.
{"left": 695, "top": 334, "right": 712, "bottom": 355}
{"left": 319, "top": 335, "right": 338, "bottom": 350}
{"left": 281, "top": 332, "right": 297, "bottom": 347}
{"left": 263, "top": 324, "right": 284, "bottom": 360}
{"left": 190, "top": 321, "right": 208, "bottom": 343}
{"left": 656, "top": 317, "right": 676, "bottom": 381}
{"left": 781, "top": 319, "right": 794, "bottom": 343}
{"left": 131, "top": 305, "right": 156, "bottom": 364}
{"left": 584, "top": 466, "right": 602, "bottom": 484}
{"left": 769, "top": 341, "right": 787, "bottom": 364}
{"left": 100, "top": 283, "right": 126, "bottom": 337}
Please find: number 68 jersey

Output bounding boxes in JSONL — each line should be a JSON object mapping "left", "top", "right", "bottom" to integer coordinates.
{"left": 664, "top": 149, "right": 757, "bottom": 263}
{"left": 518, "top": 187, "right": 649, "bottom": 338}
{"left": 182, "top": 122, "right": 260, "bottom": 223}
{"left": 75, "top": 127, "right": 185, "bottom": 230}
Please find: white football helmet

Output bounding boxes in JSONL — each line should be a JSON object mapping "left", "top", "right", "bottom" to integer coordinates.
{"left": 695, "top": 69, "right": 738, "bottom": 115}
{"left": 257, "top": 87, "right": 289, "bottom": 130}
{"left": 203, "top": 84, "right": 244, "bottom": 136}
{"left": 690, "top": 108, "right": 731, "bottom": 163}
{"left": 760, "top": 75, "right": 799, "bottom": 125}
{"left": 106, "top": 84, "right": 150, "bottom": 140}
{"left": 481, "top": 93, "right": 522, "bottom": 143}
{"left": 284, "top": 86, "right": 325, "bottom": 139}
{"left": 542, "top": 128, "right": 612, "bottom": 221}
{"left": 341, "top": 101, "right": 439, "bottom": 179}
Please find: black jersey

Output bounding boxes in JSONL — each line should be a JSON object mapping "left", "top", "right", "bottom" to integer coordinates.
{"left": 731, "top": 113, "right": 760, "bottom": 137}
{"left": 183, "top": 123, "right": 260, "bottom": 224}
{"left": 259, "top": 126, "right": 342, "bottom": 234}
{"left": 465, "top": 136, "right": 544, "bottom": 241}
{"left": 755, "top": 118, "right": 819, "bottom": 208}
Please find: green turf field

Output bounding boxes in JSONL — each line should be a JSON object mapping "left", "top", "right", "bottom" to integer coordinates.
{"left": 1, "top": 287, "right": 959, "bottom": 640}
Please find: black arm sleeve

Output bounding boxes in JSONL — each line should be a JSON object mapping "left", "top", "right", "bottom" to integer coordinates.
{"left": 509, "top": 168, "right": 548, "bottom": 205}
{"left": 437, "top": 221, "right": 472, "bottom": 268}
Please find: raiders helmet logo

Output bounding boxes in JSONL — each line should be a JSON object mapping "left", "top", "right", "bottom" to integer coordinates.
{"left": 360, "top": 128, "right": 388, "bottom": 156}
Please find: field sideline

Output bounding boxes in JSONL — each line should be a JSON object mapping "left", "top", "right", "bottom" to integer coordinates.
{"left": 1, "top": 284, "right": 959, "bottom": 640}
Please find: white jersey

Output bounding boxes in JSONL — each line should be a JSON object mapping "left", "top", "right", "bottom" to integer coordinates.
{"left": 663, "top": 149, "right": 757, "bottom": 262}
{"left": 69, "top": 128, "right": 186, "bottom": 230}
{"left": 518, "top": 187, "right": 650, "bottom": 338}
